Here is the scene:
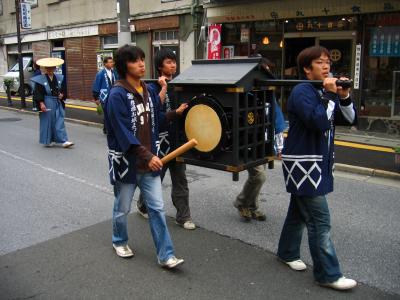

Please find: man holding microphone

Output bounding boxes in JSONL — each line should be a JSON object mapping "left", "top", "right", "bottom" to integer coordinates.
{"left": 277, "top": 46, "right": 357, "bottom": 291}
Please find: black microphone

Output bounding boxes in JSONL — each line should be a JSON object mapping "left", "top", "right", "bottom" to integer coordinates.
{"left": 336, "top": 79, "right": 352, "bottom": 89}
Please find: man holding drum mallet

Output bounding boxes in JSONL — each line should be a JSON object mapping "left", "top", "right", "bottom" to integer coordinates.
{"left": 137, "top": 49, "right": 196, "bottom": 231}
{"left": 104, "top": 45, "right": 188, "bottom": 268}
{"left": 277, "top": 46, "right": 357, "bottom": 290}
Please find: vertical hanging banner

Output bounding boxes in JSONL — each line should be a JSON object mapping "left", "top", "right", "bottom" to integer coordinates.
{"left": 207, "top": 24, "right": 222, "bottom": 60}
{"left": 20, "top": 2, "right": 32, "bottom": 29}
{"left": 354, "top": 44, "right": 362, "bottom": 90}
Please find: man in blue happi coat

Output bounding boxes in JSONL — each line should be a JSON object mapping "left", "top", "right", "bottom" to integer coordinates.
{"left": 31, "top": 57, "right": 74, "bottom": 148}
{"left": 104, "top": 45, "right": 188, "bottom": 269}
{"left": 277, "top": 46, "right": 357, "bottom": 290}
{"left": 92, "top": 56, "right": 118, "bottom": 134}
{"left": 136, "top": 48, "right": 196, "bottom": 230}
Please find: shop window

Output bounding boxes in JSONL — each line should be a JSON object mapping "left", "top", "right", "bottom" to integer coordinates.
{"left": 362, "top": 20, "right": 400, "bottom": 117}
{"left": 221, "top": 23, "right": 249, "bottom": 58}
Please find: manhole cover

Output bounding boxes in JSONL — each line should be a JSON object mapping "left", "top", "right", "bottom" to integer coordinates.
{"left": 0, "top": 117, "right": 22, "bottom": 122}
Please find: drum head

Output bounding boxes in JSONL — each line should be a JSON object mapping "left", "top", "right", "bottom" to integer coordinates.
{"left": 185, "top": 104, "right": 222, "bottom": 153}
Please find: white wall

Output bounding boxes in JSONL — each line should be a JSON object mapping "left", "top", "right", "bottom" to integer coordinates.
{"left": 0, "top": 0, "right": 116, "bottom": 35}
{"left": 180, "top": 31, "right": 195, "bottom": 72}
{"left": 130, "top": 0, "right": 193, "bottom": 16}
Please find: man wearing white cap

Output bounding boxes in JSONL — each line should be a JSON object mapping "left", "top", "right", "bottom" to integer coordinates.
{"left": 31, "top": 58, "right": 74, "bottom": 148}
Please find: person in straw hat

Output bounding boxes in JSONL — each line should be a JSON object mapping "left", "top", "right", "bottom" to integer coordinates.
{"left": 31, "top": 57, "right": 74, "bottom": 148}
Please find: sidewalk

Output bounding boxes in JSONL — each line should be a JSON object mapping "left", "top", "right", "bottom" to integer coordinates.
{"left": 336, "top": 126, "right": 400, "bottom": 149}
{"left": 0, "top": 215, "right": 397, "bottom": 300}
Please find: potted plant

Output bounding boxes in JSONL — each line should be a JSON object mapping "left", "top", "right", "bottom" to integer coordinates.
{"left": 394, "top": 147, "right": 400, "bottom": 172}
{"left": 3, "top": 78, "right": 14, "bottom": 106}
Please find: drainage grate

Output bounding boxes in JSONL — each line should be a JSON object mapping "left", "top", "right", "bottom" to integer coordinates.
{"left": 0, "top": 118, "right": 22, "bottom": 122}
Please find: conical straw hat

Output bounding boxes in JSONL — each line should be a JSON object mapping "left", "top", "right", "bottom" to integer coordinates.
{"left": 36, "top": 57, "right": 64, "bottom": 67}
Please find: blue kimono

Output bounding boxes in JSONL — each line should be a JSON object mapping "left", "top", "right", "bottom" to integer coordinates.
{"left": 282, "top": 83, "right": 357, "bottom": 197}
{"left": 104, "top": 82, "right": 166, "bottom": 185}
{"left": 92, "top": 68, "right": 118, "bottom": 103}
{"left": 31, "top": 74, "right": 68, "bottom": 145}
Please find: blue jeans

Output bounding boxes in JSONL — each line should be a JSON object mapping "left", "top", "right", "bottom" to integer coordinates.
{"left": 112, "top": 173, "right": 175, "bottom": 262}
{"left": 277, "top": 194, "right": 342, "bottom": 283}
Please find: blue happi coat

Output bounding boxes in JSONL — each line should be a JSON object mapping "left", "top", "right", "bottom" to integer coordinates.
{"left": 282, "top": 83, "right": 357, "bottom": 197}
{"left": 147, "top": 82, "right": 176, "bottom": 158}
{"left": 92, "top": 68, "right": 117, "bottom": 103}
{"left": 104, "top": 83, "right": 166, "bottom": 185}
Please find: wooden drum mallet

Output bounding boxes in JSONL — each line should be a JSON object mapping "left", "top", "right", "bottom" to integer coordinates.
{"left": 161, "top": 139, "right": 198, "bottom": 165}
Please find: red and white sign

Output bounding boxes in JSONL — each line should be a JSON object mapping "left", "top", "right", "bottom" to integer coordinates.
{"left": 207, "top": 24, "right": 222, "bottom": 60}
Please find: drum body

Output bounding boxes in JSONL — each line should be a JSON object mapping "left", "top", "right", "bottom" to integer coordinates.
{"left": 183, "top": 95, "right": 230, "bottom": 157}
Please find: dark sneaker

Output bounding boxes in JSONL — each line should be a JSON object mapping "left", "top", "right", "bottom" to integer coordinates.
{"left": 251, "top": 210, "right": 266, "bottom": 221}
{"left": 237, "top": 207, "right": 252, "bottom": 221}
{"left": 137, "top": 202, "right": 149, "bottom": 219}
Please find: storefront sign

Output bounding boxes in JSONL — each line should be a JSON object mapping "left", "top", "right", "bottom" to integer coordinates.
{"left": 48, "top": 25, "right": 99, "bottom": 40}
{"left": 370, "top": 26, "right": 400, "bottom": 57}
{"left": 287, "top": 17, "right": 354, "bottom": 32}
{"left": 207, "top": 24, "right": 222, "bottom": 60}
{"left": 354, "top": 44, "right": 362, "bottom": 89}
{"left": 222, "top": 46, "right": 234, "bottom": 59}
{"left": 20, "top": 3, "right": 32, "bottom": 29}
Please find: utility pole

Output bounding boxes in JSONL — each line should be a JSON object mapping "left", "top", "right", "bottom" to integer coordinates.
{"left": 15, "top": 0, "right": 26, "bottom": 108}
{"left": 117, "top": 0, "right": 131, "bottom": 46}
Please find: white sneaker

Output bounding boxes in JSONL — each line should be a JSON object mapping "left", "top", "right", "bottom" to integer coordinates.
{"left": 44, "top": 142, "right": 54, "bottom": 148}
{"left": 176, "top": 220, "right": 196, "bottom": 230}
{"left": 113, "top": 244, "right": 134, "bottom": 258}
{"left": 62, "top": 141, "right": 74, "bottom": 148}
{"left": 158, "top": 256, "right": 184, "bottom": 269}
{"left": 319, "top": 277, "right": 357, "bottom": 290}
{"left": 283, "top": 259, "right": 307, "bottom": 271}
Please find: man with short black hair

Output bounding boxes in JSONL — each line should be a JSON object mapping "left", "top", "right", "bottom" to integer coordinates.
{"left": 92, "top": 56, "right": 117, "bottom": 134}
{"left": 136, "top": 48, "right": 196, "bottom": 230}
{"left": 277, "top": 46, "right": 357, "bottom": 290}
{"left": 104, "top": 45, "right": 187, "bottom": 268}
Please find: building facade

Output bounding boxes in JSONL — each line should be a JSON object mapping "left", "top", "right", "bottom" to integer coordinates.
{"left": 204, "top": 0, "right": 400, "bottom": 131}
{"left": 0, "top": 0, "right": 204, "bottom": 100}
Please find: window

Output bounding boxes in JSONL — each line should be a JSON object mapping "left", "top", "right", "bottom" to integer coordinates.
{"left": 102, "top": 35, "right": 118, "bottom": 49}
{"left": 153, "top": 30, "right": 179, "bottom": 45}
{"left": 52, "top": 39, "right": 64, "bottom": 51}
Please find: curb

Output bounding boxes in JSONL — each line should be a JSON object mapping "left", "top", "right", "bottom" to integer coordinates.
{"left": 0, "top": 105, "right": 102, "bottom": 128}
{"left": 335, "top": 163, "right": 400, "bottom": 181}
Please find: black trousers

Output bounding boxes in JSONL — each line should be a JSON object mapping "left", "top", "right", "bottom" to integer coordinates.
{"left": 138, "top": 160, "right": 191, "bottom": 223}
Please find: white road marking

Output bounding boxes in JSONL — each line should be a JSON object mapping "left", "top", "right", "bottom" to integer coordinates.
{"left": 0, "top": 148, "right": 113, "bottom": 194}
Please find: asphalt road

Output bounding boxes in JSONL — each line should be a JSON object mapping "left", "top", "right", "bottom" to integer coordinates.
{"left": 0, "top": 109, "right": 399, "bottom": 299}
{"left": 1, "top": 95, "right": 397, "bottom": 173}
